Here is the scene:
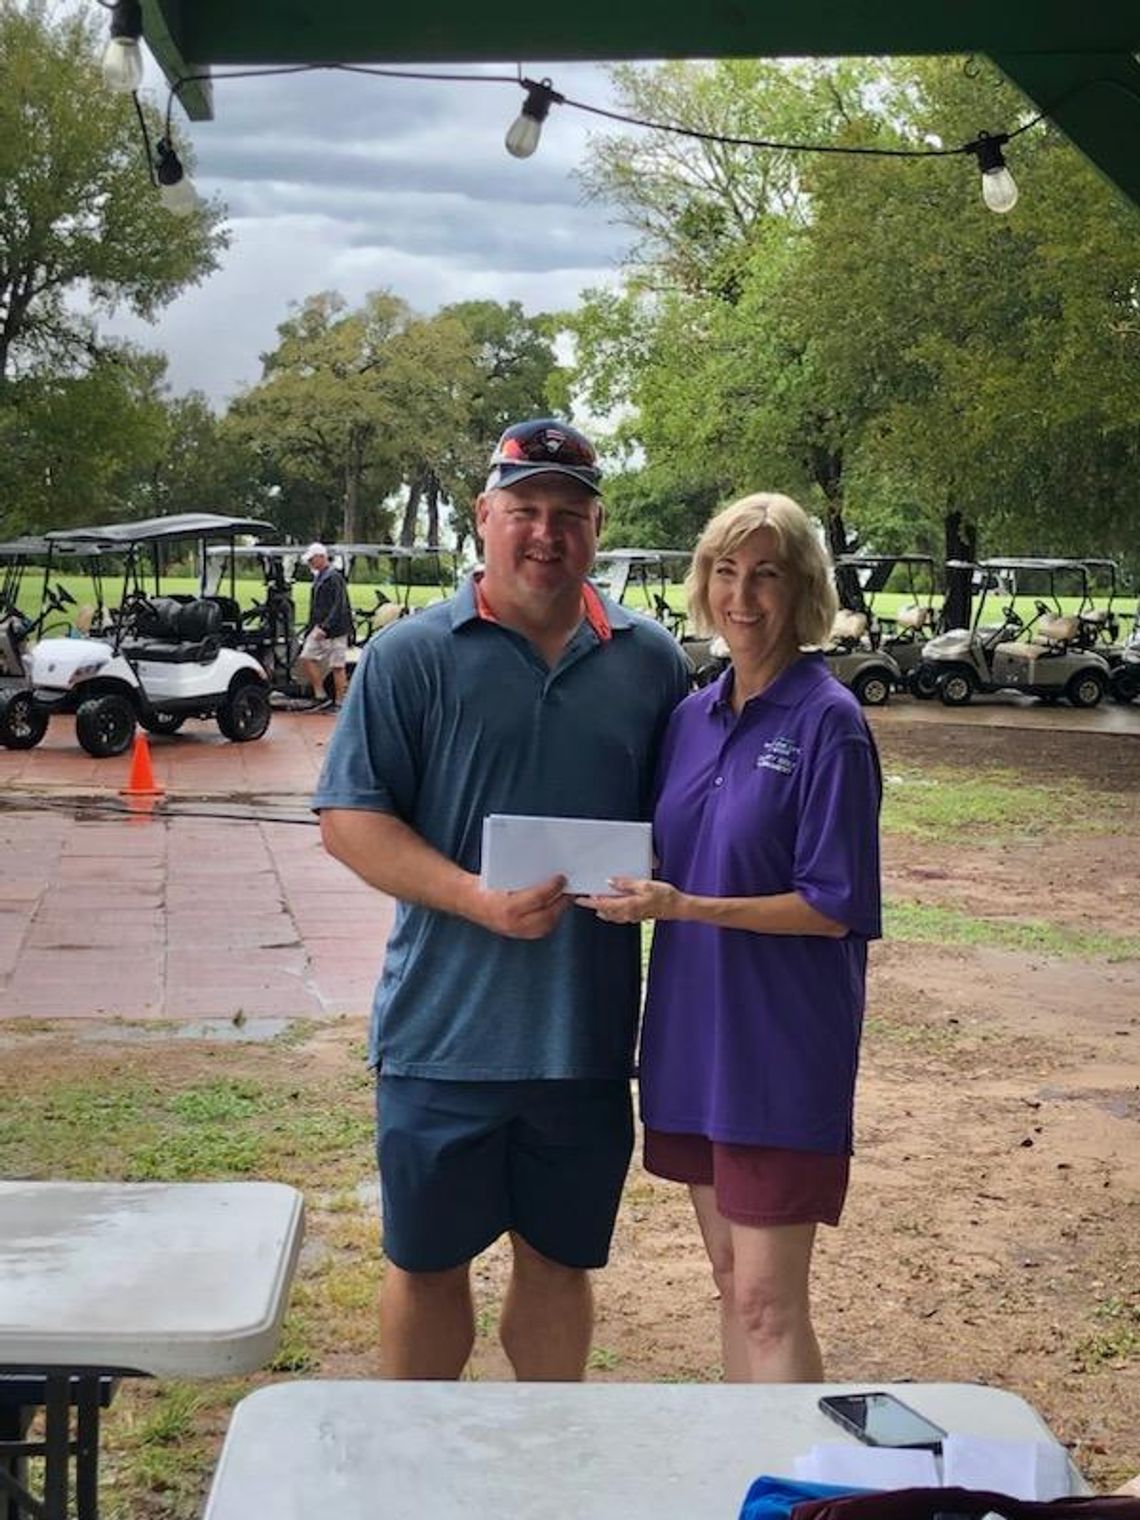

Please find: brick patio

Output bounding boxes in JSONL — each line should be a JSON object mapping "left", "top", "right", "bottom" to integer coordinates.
{"left": 0, "top": 711, "right": 391, "bottom": 1022}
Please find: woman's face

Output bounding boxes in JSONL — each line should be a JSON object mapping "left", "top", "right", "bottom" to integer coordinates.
{"left": 707, "top": 526, "right": 800, "bottom": 666}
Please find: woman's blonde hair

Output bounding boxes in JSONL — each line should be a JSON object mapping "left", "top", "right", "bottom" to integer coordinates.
{"left": 685, "top": 492, "right": 838, "bottom": 648}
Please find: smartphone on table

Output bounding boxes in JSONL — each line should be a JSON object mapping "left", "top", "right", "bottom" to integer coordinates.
{"left": 818, "top": 1391, "right": 947, "bottom": 1453}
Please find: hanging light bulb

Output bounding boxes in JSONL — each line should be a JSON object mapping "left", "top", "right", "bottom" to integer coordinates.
{"left": 102, "top": 0, "right": 144, "bottom": 92}
{"left": 505, "top": 78, "right": 562, "bottom": 159}
{"left": 971, "top": 131, "right": 1019, "bottom": 215}
{"left": 154, "top": 139, "right": 202, "bottom": 216}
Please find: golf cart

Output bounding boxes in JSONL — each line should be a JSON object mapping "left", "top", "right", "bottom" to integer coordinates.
{"left": 821, "top": 610, "right": 902, "bottom": 705}
{"left": 1076, "top": 558, "right": 1125, "bottom": 661}
{"left": 832, "top": 553, "right": 940, "bottom": 697}
{"left": 0, "top": 536, "right": 111, "bottom": 749}
{"left": 27, "top": 513, "right": 277, "bottom": 756}
{"left": 591, "top": 547, "right": 724, "bottom": 683}
{"left": 203, "top": 542, "right": 309, "bottom": 697}
{"left": 915, "top": 557, "right": 1112, "bottom": 708}
{"left": 335, "top": 543, "right": 461, "bottom": 643}
{"left": 1109, "top": 599, "right": 1140, "bottom": 704}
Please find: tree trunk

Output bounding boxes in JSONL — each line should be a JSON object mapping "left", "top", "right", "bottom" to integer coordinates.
{"left": 342, "top": 439, "right": 361, "bottom": 542}
{"left": 942, "top": 508, "right": 977, "bottom": 630}
{"left": 426, "top": 473, "right": 440, "bottom": 547}
{"left": 806, "top": 441, "right": 858, "bottom": 605}
{"left": 400, "top": 478, "right": 423, "bottom": 546}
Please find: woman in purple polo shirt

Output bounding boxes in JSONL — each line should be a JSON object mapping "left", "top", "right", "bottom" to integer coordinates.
{"left": 582, "top": 491, "right": 882, "bottom": 1382}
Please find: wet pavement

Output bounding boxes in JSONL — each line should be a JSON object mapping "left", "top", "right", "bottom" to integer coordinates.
{"left": 0, "top": 711, "right": 390, "bottom": 1023}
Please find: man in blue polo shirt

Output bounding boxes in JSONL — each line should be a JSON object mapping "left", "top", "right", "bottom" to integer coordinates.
{"left": 312, "top": 419, "right": 690, "bottom": 1381}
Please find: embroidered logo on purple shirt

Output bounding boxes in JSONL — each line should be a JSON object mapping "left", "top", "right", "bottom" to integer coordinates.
{"left": 756, "top": 737, "right": 801, "bottom": 774}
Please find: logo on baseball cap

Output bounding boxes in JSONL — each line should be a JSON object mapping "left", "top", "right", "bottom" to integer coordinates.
{"left": 485, "top": 419, "right": 602, "bottom": 495}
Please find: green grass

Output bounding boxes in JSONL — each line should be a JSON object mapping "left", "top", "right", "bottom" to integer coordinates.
{"left": 15, "top": 574, "right": 448, "bottom": 627}
{"left": 884, "top": 899, "right": 1140, "bottom": 960}
{"left": 0, "top": 1050, "right": 381, "bottom": 1519}
{"left": 882, "top": 767, "right": 1128, "bottom": 843}
{"left": 1073, "top": 1297, "right": 1140, "bottom": 1368}
{"left": 0, "top": 1074, "right": 374, "bottom": 1189}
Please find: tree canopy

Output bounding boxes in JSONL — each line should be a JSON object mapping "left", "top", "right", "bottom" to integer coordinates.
{"left": 570, "top": 56, "right": 1140, "bottom": 570}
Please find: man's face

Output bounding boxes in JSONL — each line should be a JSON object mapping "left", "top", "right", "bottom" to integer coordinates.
{"left": 476, "top": 475, "right": 601, "bottom": 605}
{"left": 308, "top": 553, "right": 328, "bottom": 574}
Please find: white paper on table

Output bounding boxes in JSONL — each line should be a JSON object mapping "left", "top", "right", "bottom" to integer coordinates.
{"left": 794, "top": 1442, "right": 941, "bottom": 1488}
{"left": 480, "top": 814, "right": 652, "bottom": 896}
{"left": 942, "top": 1434, "right": 1072, "bottom": 1500}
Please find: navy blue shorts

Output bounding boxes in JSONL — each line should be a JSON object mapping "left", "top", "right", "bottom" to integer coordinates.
{"left": 376, "top": 1076, "right": 634, "bottom": 1273}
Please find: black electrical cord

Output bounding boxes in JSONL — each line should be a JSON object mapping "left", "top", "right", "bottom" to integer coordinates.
{"left": 1, "top": 792, "right": 318, "bottom": 825}
{"left": 150, "top": 58, "right": 1094, "bottom": 168}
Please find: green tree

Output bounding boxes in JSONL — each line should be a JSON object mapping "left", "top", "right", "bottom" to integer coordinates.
{"left": 0, "top": 349, "right": 169, "bottom": 535}
{"left": 572, "top": 56, "right": 1140, "bottom": 563}
{"left": 0, "top": 2, "right": 226, "bottom": 383}
{"left": 428, "top": 300, "right": 562, "bottom": 549}
{"left": 228, "top": 291, "right": 478, "bottom": 543}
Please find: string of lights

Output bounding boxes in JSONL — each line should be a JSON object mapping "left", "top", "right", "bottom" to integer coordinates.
{"left": 99, "top": 0, "right": 1053, "bottom": 218}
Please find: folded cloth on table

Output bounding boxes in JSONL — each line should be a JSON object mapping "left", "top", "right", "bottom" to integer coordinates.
{"left": 789, "top": 1488, "right": 1140, "bottom": 1519}
{"left": 739, "top": 1476, "right": 867, "bottom": 1519}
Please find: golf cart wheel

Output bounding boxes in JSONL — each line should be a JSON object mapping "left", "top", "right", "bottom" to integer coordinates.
{"left": 0, "top": 690, "right": 49, "bottom": 750}
{"left": 939, "top": 669, "right": 975, "bottom": 707}
{"left": 1065, "top": 670, "right": 1106, "bottom": 709}
{"left": 851, "top": 669, "right": 891, "bottom": 706}
{"left": 908, "top": 665, "right": 939, "bottom": 700}
{"left": 139, "top": 711, "right": 187, "bottom": 736}
{"left": 76, "top": 693, "right": 136, "bottom": 758}
{"left": 217, "top": 682, "right": 271, "bottom": 742}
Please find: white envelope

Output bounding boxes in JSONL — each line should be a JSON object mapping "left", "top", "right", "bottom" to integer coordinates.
{"left": 480, "top": 814, "right": 652, "bottom": 896}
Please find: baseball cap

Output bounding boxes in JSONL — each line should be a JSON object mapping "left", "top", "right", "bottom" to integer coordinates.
{"left": 485, "top": 419, "right": 602, "bottom": 495}
{"left": 301, "top": 542, "right": 328, "bottom": 563}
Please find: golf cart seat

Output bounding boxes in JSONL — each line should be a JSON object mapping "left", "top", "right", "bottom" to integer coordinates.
{"left": 996, "top": 641, "right": 1050, "bottom": 663}
{"left": 122, "top": 598, "right": 223, "bottom": 663}
{"left": 1035, "top": 614, "right": 1079, "bottom": 646}
{"left": 201, "top": 593, "right": 243, "bottom": 634}
{"left": 895, "top": 604, "right": 933, "bottom": 631}
{"left": 830, "top": 609, "right": 869, "bottom": 648}
{"left": 1080, "top": 608, "right": 1111, "bottom": 627}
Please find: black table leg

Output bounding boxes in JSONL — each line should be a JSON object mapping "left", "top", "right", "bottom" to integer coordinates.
{"left": 41, "top": 1379, "right": 68, "bottom": 1520}
{"left": 75, "top": 1381, "right": 100, "bottom": 1520}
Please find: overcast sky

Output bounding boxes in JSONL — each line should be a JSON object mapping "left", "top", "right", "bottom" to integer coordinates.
{"left": 106, "top": 57, "right": 635, "bottom": 408}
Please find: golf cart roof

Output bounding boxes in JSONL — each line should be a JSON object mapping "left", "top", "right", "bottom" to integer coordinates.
{"left": 0, "top": 537, "right": 52, "bottom": 556}
{"left": 834, "top": 553, "right": 936, "bottom": 567}
{"left": 596, "top": 547, "right": 691, "bottom": 564}
{"left": 978, "top": 557, "right": 1086, "bottom": 573}
{"left": 332, "top": 543, "right": 455, "bottom": 558}
{"left": 205, "top": 543, "right": 302, "bottom": 559}
{"left": 46, "top": 513, "right": 276, "bottom": 546}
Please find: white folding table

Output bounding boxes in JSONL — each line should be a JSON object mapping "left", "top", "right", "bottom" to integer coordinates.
{"left": 202, "top": 1380, "right": 1081, "bottom": 1520}
{"left": 0, "top": 1180, "right": 304, "bottom": 1520}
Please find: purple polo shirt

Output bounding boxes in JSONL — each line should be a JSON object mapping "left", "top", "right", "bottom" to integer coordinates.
{"left": 638, "top": 652, "right": 882, "bottom": 1155}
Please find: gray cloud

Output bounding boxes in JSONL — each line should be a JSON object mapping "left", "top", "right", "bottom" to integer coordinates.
{"left": 107, "top": 56, "right": 637, "bottom": 402}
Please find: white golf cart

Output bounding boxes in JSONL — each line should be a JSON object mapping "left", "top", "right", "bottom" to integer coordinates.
{"left": 0, "top": 535, "right": 111, "bottom": 749}
{"left": 27, "top": 513, "right": 277, "bottom": 757}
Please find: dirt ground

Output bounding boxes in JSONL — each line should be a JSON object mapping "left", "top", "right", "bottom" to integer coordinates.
{"left": 5, "top": 716, "right": 1140, "bottom": 1504}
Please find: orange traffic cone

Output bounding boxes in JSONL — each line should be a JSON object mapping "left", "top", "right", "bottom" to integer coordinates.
{"left": 119, "top": 732, "right": 165, "bottom": 798}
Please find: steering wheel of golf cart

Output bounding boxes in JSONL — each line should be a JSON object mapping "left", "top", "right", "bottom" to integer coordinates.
{"left": 1002, "top": 604, "right": 1023, "bottom": 629}
{"left": 120, "top": 592, "right": 162, "bottom": 628}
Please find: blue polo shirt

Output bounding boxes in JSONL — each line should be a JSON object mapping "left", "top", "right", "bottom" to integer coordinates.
{"left": 638, "top": 653, "right": 882, "bottom": 1154}
{"left": 311, "top": 578, "right": 691, "bottom": 1078}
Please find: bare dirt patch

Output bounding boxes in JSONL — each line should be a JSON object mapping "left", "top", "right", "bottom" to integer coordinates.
{"left": 4, "top": 718, "right": 1139, "bottom": 1512}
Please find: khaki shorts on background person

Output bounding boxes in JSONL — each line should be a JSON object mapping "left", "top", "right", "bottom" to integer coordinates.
{"left": 299, "top": 628, "right": 348, "bottom": 672}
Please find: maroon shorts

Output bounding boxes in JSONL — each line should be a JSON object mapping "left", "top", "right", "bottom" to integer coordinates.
{"left": 643, "top": 1129, "right": 850, "bottom": 1228}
